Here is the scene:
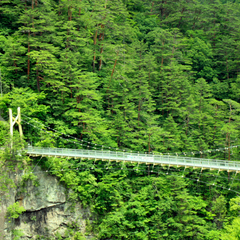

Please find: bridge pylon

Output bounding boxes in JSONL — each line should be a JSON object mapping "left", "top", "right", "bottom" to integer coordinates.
{"left": 9, "top": 107, "right": 23, "bottom": 140}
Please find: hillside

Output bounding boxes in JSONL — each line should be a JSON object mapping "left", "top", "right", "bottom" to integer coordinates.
{"left": 1, "top": 0, "right": 240, "bottom": 239}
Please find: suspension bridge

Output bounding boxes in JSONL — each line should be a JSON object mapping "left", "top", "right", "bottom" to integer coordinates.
{"left": 26, "top": 147, "right": 240, "bottom": 172}
{"left": 6, "top": 107, "right": 240, "bottom": 173}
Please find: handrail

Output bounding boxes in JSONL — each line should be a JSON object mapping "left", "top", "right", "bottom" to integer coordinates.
{"left": 25, "top": 147, "right": 240, "bottom": 171}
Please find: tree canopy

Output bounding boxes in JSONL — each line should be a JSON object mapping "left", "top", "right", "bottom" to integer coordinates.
{"left": 1, "top": 0, "right": 240, "bottom": 239}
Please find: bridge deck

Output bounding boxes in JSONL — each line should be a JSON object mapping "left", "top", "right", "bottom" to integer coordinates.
{"left": 26, "top": 147, "right": 240, "bottom": 172}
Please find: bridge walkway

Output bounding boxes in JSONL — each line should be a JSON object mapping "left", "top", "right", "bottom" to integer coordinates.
{"left": 26, "top": 147, "right": 240, "bottom": 172}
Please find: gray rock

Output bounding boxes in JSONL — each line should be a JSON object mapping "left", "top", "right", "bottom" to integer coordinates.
{"left": 1, "top": 167, "right": 93, "bottom": 240}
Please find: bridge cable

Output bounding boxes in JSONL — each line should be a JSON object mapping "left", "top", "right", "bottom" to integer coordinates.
{"left": 21, "top": 118, "right": 99, "bottom": 150}
{"left": 4, "top": 113, "right": 240, "bottom": 157}
{"left": 229, "top": 171, "right": 238, "bottom": 190}
{"left": 22, "top": 114, "right": 240, "bottom": 156}
{"left": 181, "top": 166, "right": 187, "bottom": 178}
{"left": 32, "top": 155, "right": 43, "bottom": 173}
{"left": 22, "top": 115, "right": 129, "bottom": 152}
{"left": 197, "top": 168, "right": 203, "bottom": 183}
{"left": 33, "top": 164, "right": 240, "bottom": 195}
{"left": 212, "top": 169, "right": 220, "bottom": 187}
{"left": 43, "top": 157, "right": 234, "bottom": 183}
{"left": 4, "top": 114, "right": 240, "bottom": 193}
{"left": 28, "top": 157, "right": 240, "bottom": 181}
{"left": 106, "top": 160, "right": 111, "bottom": 169}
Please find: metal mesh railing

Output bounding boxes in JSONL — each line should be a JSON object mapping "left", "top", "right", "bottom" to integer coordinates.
{"left": 26, "top": 147, "right": 240, "bottom": 171}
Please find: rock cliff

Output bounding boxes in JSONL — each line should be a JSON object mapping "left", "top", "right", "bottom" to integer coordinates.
{"left": 0, "top": 167, "right": 93, "bottom": 240}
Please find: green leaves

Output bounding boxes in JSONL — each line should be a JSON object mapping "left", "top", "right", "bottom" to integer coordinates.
{"left": 221, "top": 217, "right": 240, "bottom": 240}
{"left": 6, "top": 202, "right": 26, "bottom": 221}
{"left": 2, "top": 0, "right": 240, "bottom": 157}
{"left": 2, "top": 0, "right": 240, "bottom": 238}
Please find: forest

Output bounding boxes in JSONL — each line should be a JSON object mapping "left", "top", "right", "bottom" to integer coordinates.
{"left": 1, "top": 0, "right": 240, "bottom": 239}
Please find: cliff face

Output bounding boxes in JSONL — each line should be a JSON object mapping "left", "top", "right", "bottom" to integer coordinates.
{"left": 0, "top": 167, "right": 93, "bottom": 239}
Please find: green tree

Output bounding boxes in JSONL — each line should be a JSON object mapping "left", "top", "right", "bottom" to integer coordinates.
{"left": 221, "top": 217, "right": 240, "bottom": 240}
{"left": 211, "top": 195, "right": 227, "bottom": 229}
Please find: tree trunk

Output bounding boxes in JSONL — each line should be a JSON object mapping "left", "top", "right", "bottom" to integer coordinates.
{"left": 36, "top": 60, "right": 40, "bottom": 92}
{"left": 160, "top": 41, "right": 165, "bottom": 73}
{"left": 93, "top": 29, "right": 98, "bottom": 72}
{"left": 14, "top": 60, "right": 17, "bottom": 73}
{"left": 160, "top": 0, "right": 166, "bottom": 19}
{"left": 226, "top": 57, "right": 229, "bottom": 80}
{"left": 138, "top": 98, "right": 141, "bottom": 124}
{"left": 107, "top": 51, "right": 119, "bottom": 91}
{"left": 227, "top": 104, "right": 232, "bottom": 180}
{"left": 151, "top": 2, "right": 154, "bottom": 13}
{"left": 148, "top": 134, "right": 151, "bottom": 153}
{"left": 177, "top": 7, "right": 185, "bottom": 28}
{"left": 59, "top": 0, "right": 61, "bottom": 15}
{"left": 27, "top": 31, "right": 30, "bottom": 80}
{"left": 185, "top": 115, "right": 189, "bottom": 135}
{"left": 99, "top": 29, "right": 105, "bottom": 71}
{"left": 66, "top": 2, "right": 72, "bottom": 48}
{"left": 32, "top": 0, "right": 35, "bottom": 36}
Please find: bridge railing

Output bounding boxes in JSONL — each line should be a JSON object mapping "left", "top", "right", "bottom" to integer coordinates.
{"left": 26, "top": 147, "right": 240, "bottom": 170}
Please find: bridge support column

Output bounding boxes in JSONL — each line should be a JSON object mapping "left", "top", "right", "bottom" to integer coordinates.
{"left": 9, "top": 107, "right": 23, "bottom": 147}
{"left": 9, "top": 107, "right": 23, "bottom": 138}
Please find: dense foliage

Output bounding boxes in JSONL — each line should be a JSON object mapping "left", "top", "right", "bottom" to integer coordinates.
{"left": 2, "top": 0, "right": 240, "bottom": 157}
{"left": 37, "top": 155, "right": 239, "bottom": 239}
{"left": 1, "top": 0, "right": 240, "bottom": 239}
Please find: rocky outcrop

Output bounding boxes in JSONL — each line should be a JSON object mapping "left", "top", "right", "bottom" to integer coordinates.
{"left": 1, "top": 167, "right": 93, "bottom": 240}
